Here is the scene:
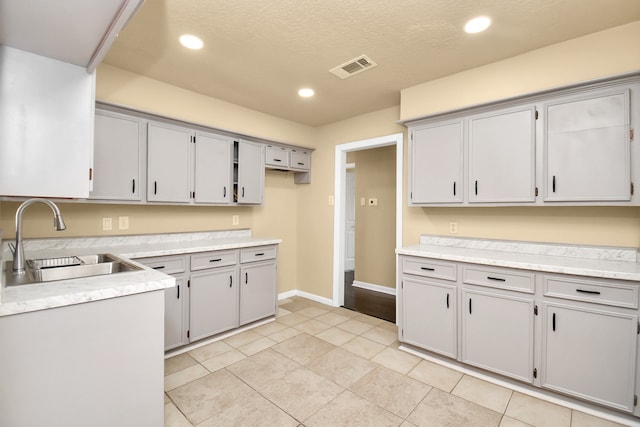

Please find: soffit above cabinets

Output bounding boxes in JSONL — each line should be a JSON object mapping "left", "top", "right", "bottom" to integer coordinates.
{"left": 0, "top": 0, "right": 143, "bottom": 71}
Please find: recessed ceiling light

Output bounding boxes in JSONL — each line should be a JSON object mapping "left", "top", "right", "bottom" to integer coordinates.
{"left": 464, "top": 16, "right": 491, "bottom": 34}
{"left": 298, "top": 88, "right": 315, "bottom": 98}
{"left": 179, "top": 34, "right": 204, "bottom": 49}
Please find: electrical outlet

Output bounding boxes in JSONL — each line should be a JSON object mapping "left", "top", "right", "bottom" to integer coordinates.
{"left": 232, "top": 215, "right": 239, "bottom": 225}
{"left": 118, "top": 216, "right": 129, "bottom": 230}
{"left": 360, "top": 197, "right": 366, "bottom": 206}
{"left": 368, "top": 198, "right": 378, "bottom": 206}
{"left": 449, "top": 222, "right": 458, "bottom": 234}
{"left": 102, "top": 217, "right": 112, "bottom": 231}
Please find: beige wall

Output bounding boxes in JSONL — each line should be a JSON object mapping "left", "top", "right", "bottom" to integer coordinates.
{"left": 296, "top": 107, "right": 405, "bottom": 298}
{"left": 351, "top": 146, "right": 396, "bottom": 288}
{"left": 401, "top": 21, "right": 640, "bottom": 121}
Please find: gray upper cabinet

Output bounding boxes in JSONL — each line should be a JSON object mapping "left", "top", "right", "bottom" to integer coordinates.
{"left": 194, "top": 132, "right": 232, "bottom": 204}
{"left": 236, "top": 140, "right": 265, "bottom": 204}
{"left": 91, "top": 110, "right": 142, "bottom": 201}
{"left": 468, "top": 106, "right": 536, "bottom": 203}
{"left": 406, "top": 75, "right": 640, "bottom": 207}
{"left": 544, "top": 89, "right": 631, "bottom": 202}
{"left": 410, "top": 121, "right": 463, "bottom": 204}
{"left": 147, "top": 122, "right": 192, "bottom": 203}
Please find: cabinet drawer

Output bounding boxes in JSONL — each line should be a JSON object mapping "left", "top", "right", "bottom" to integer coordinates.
{"left": 463, "top": 265, "right": 534, "bottom": 293}
{"left": 402, "top": 257, "right": 457, "bottom": 281}
{"left": 191, "top": 250, "right": 238, "bottom": 271}
{"left": 542, "top": 275, "right": 639, "bottom": 309}
{"left": 135, "top": 255, "right": 186, "bottom": 274}
{"left": 266, "top": 146, "right": 290, "bottom": 168}
{"left": 240, "top": 245, "right": 277, "bottom": 263}
{"left": 290, "top": 150, "right": 310, "bottom": 170}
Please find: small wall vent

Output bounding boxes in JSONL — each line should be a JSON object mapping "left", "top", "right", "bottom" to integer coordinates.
{"left": 329, "top": 54, "right": 377, "bottom": 79}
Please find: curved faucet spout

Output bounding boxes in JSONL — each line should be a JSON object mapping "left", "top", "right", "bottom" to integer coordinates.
{"left": 12, "top": 198, "right": 67, "bottom": 274}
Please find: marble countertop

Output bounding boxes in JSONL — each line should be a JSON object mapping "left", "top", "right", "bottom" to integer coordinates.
{"left": 0, "top": 229, "right": 281, "bottom": 317}
{"left": 397, "top": 235, "right": 640, "bottom": 282}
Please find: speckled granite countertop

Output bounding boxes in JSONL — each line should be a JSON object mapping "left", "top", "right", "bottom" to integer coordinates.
{"left": 0, "top": 229, "right": 281, "bottom": 316}
{"left": 397, "top": 235, "right": 640, "bottom": 282}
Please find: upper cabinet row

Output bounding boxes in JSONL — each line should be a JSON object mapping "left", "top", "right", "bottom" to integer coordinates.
{"left": 91, "top": 110, "right": 265, "bottom": 205}
{"left": 408, "top": 76, "right": 639, "bottom": 206}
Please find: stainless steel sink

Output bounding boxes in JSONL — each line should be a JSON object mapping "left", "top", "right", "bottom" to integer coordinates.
{"left": 3, "top": 253, "right": 143, "bottom": 286}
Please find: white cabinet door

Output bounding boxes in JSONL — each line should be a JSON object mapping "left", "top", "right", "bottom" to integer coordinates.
{"left": 189, "top": 267, "right": 239, "bottom": 341}
{"left": 0, "top": 46, "right": 94, "bottom": 198}
{"left": 469, "top": 107, "right": 536, "bottom": 203}
{"left": 240, "top": 260, "right": 277, "bottom": 325}
{"left": 542, "top": 303, "right": 637, "bottom": 412}
{"left": 461, "top": 289, "right": 535, "bottom": 383}
{"left": 402, "top": 277, "right": 457, "bottom": 358}
{"left": 544, "top": 89, "right": 630, "bottom": 202}
{"left": 147, "top": 122, "right": 192, "bottom": 203}
{"left": 164, "top": 276, "right": 188, "bottom": 351}
{"left": 91, "top": 111, "right": 142, "bottom": 200}
{"left": 410, "top": 121, "right": 463, "bottom": 204}
{"left": 194, "top": 132, "right": 232, "bottom": 204}
{"left": 236, "top": 140, "right": 265, "bottom": 204}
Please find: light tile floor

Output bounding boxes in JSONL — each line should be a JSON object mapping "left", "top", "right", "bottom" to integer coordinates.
{"left": 164, "top": 296, "right": 629, "bottom": 427}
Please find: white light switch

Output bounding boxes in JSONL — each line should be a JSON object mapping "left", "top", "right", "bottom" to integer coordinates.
{"left": 360, "top": 197, "right": 366, "bottom": 206}
{"left": 232, "top": 215, "right": 239, "bottom": 225}
{"left": 102, "top": 217, "right": 112, "bottom": 231}
{"left": 328, "top": 195, "right": 334, "bottom": 206}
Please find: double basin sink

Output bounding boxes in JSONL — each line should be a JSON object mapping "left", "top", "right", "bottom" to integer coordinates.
{"left": 3, "top": 253, "right": 142, "bottom": 286}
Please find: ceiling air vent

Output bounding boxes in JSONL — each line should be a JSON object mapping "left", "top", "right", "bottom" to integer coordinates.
{"left": 329, "top": 55, "right": 377, "bottom": 79}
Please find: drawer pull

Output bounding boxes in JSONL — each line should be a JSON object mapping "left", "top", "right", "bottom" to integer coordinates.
{"left": 487, "top": 276, "right": 506, "bottom": 282}
{"left": 420, "top": 267, "right": 435, "bottom": 271}
{"left": 255, "top": 253, "right": 265, "bottom": 257}
{"left": 576, "top": 289, "right": 601, "bottom": 295}
{"left": 152, "top": 266, "right": 165, "bottom": 270}
{"left": 297, "top": 162, "right": 305, "bottom": 166}
{"left": 273, "top": 158, "right": 282, "bottom": 162}
{"left": 209, "top": 258, "right": 222, "bottom": 263}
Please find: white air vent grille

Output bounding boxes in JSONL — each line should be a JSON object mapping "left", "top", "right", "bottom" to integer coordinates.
{"left": 329, "top": 55, "right": 377, "bottom": 79}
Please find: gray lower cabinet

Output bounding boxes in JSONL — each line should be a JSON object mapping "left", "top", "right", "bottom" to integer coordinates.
{"left": 134, "top": 254, "right": 188, "bottom": 350}
{"left": 399, "top": 254, "right": 639, "bottom": 414}
{"left": 135, "top": 244, "right": 277, "bottom": 351}
{"left": 402, "top": 276, "right": 457, "bottom": 358}
{"left": 460, "top": 288, "right": 535, "bottom": 383}
{"left": 189, "top": 266, "right": 239, "bottom": 341}
{"left": 541, "top": 274, "right": 638, "bottom": 412}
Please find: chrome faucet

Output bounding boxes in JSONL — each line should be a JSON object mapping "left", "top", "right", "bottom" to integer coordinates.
{"left": 11, "top": 198, "right": 66, "bottom": 274}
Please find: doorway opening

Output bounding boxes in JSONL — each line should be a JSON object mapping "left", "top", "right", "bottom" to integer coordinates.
{"left": 332, "top": 133, "right": 403, "bottom": 323}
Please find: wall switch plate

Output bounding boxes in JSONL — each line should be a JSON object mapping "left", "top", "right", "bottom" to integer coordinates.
{"left": 328, "top": 195, "right": 334, "bottom": 206}
{"left": 232, "top": 215, "right": 239, "bottom": 225}
{"left": 360, "top": 197, "right": 366, "bottom": 206}
{"left": 368, "top": 198, "right": 378, "bottom": 206}
{"left": 449, "top": 222, "right": 458, "bottom": 234}
{"left": 118, "top": 216, "right": 129, "bottom": 230}
{"left": 102, "top": 217, "right": 112, "bottom": 231}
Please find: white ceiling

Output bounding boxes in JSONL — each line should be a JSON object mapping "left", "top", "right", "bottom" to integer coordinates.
{"left": 104, "top": 1, "right": 639, "bottom": 126}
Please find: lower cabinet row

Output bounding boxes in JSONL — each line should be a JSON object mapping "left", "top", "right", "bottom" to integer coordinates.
{"left": 400, "top": 256, "right": 639, "bottom": 415}
{"left": 135, "top": 245, "right": 278, "bottom": 350}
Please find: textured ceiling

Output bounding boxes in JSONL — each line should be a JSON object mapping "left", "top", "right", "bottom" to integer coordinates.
{"left": 104, "top": 0, "right": 640, "bottom": 126}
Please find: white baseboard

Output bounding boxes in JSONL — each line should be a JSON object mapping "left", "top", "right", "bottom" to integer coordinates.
{"left": 352, "top": 280, "right": 396, "bottom": 296}
{"left": 278, "top": 289, "right": 336, "bottom": 306}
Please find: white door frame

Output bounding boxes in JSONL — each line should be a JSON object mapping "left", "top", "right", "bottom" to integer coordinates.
{"left": 332, "top": 133, "right": 403, "bottom": 312}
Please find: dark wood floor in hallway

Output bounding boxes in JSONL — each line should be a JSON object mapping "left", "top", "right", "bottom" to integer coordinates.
{"left": 343, "top": 270, "right": 396, "bottom": 323}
